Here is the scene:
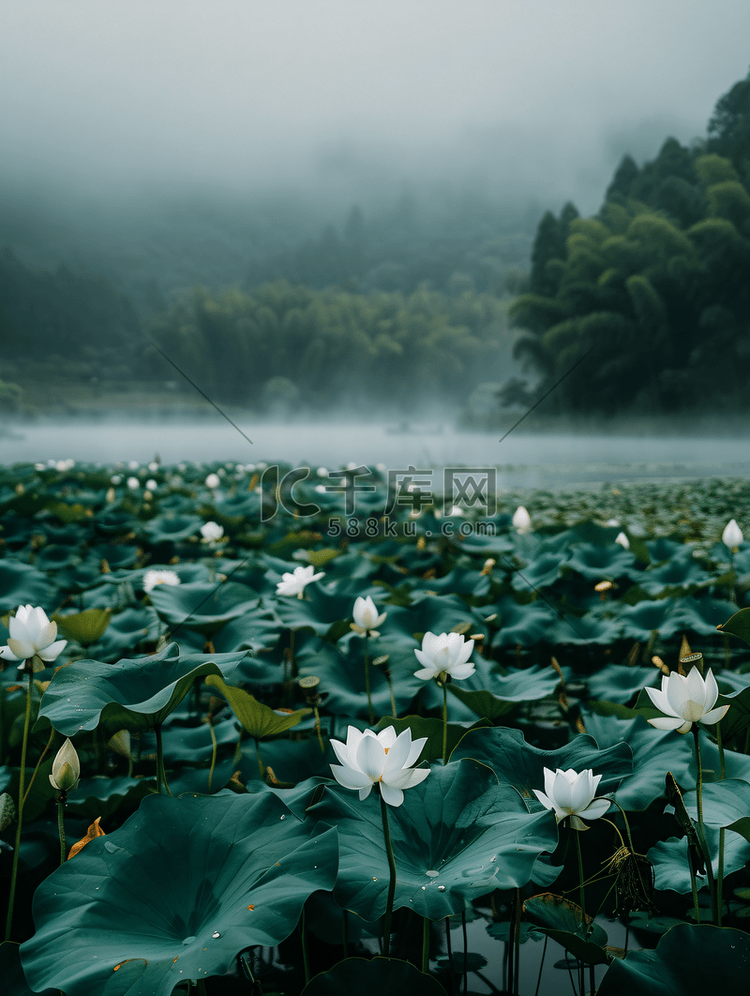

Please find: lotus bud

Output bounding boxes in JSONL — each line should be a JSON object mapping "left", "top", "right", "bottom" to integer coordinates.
{"left": 722, "top": 518, "right": 743, "bottom": 551}
{"left": 512, "top": 505, "right": 532, "bottom": 532}
{"left": 49, "top": 738, "right": 80, "bottom": 793}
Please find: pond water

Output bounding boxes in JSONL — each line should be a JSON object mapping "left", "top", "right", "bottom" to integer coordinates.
{"left": 1, "top": 420, "right": 749, "bottom": 489}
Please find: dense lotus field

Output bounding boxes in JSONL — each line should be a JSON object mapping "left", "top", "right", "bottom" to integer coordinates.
{"left": 1, "top": 458, "right": 750, "bottom": 995}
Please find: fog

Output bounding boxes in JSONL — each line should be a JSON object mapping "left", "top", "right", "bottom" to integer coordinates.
{"left": 2, "top": 2, "right": 750, "bottom": 454}
{"left": 2, "top": 2, "right": 749, "bottom": 241}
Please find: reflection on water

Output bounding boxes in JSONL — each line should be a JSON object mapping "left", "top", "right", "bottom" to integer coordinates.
{"left": 1, "top": 421, "right": 749, "bottom": 487}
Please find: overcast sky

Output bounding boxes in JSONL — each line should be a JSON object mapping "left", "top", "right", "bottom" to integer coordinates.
{"left": 2, "top": 1, "right": 750, "bottom": 214}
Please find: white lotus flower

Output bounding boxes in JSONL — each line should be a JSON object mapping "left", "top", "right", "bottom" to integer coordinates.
{"left": 0, "top": 605, "right": 67, "bottom": 671}
{"left": 413, "top": 631, "right": 475, "bottom": 682}
{"left": 722, "top": 518, "right": 743, "bottom": 551}
{"left": 49, "top": 738, "right": 80, "bottom": 793}
{"left": 533, "top": 767, "right": 610, "bottom": 829}
{"left": 205, "top": 473, "right": 221, "bottom": 489}
{"left": 126, "top": 477, "right": 139, "bottom": 489}
{"left": 351, "top": 595, "right": 387, "bottom": 636}
{"left": 646, "top": 668, "right": 729, "bottom": 734}
{"left": 329, "top": 725, "right": 430, "bottom": 807}
{"left": 614, "top": 532, "right": 630, "bottom": 549}
{"left": 276, "top": 564, "right": 325, "bottom": 597}
{"left": 142, "top": 569, "right": 181, "bottom": 593}
{"left": 200, "top": 521, "right": 224, "bottom": 543}
{"left": 512, "top": 505, "right": 532, "bottom": 532}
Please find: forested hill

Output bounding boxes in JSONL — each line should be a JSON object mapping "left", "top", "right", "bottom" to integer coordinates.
{"left": 506, "top": 73, "right": 750, "bottom": 416}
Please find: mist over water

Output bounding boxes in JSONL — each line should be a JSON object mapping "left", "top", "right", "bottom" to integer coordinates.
{"left": 4, "top": 420, "right": 749, "bottom": 488}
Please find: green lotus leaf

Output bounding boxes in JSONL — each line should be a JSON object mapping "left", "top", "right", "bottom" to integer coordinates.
{"left": 584, "top": 665, "right": 658, "bottom": 704}
{"left": 140, "top": 512, "right": 204, "bottom": 543}
{"left": 93, "top": 607, "right": 161, "bottom": 658}
{"left": 564, "top": 542, "right": 637, "bottom": 581}
{"left": 34, "top": 544, "right": 83, "bottom": 571}
{"left": 447, "top": 660, "right": 559, "bottom": 720}
{"left": 205, "top": 674, "right": 311, "bottom": 738}
{"left": 678, "top": 779, "right": 750, "bottom": 842}
{"left": 20, "top": 793, "right": 338, "bottom": 996}
{"left": 580, "top": 714, "right": 693, "bottom": 811}
{"left": 67, "top": 775, "right": 156, "bottom": 822}
{"left": 36, "top": 643, "right": 252, "bottom": 736}
{"left": 485, "top": 596, "right": 556, "bottom": 647}
{"left": 524, "top": 893, "right": 610, "bottom": 964}
{"left": 53, "top": 608, "right": 112, "bottom": 646}
{"left": 451, "top": 727, "right": 632, "bottom": 808}
{"left": 0, "top": 941, "right": 60, "bottom": 996}
{"left": 715, "top": 683, "right": 750, "bottom": 749}
{"left": 718, "top": 606, "right": 750, "bottom": 646}
{"left": 273, "top": 584, "right": 351, "bottom": 635}
{"left": 310, "top": 760, "right": 559, "bottom": 921}
{"left": 545, "top": 610, "right": 624, "bottom": 645}
{"left": 210, "top": 605, "right": 284, "bottom": 656}
{"left": 638, "top": 552, "right": 711, "bottom": 596}
{"left": 668, "top": 596, "right": 737, "bottom": 636}
{"left": 596, "top": 924, "right": 750, "bottom": 995}
{"left": 618, "top": 599, "right": 682, "bottom": 641}
{"left": 648, "top": 830, "right": 750, "bottom": 894}
{"left": 148, "top": 581, "right": 259, "bottom": 635}
{"left": 509, "top": 551, "right": 569, "bottom": 591}
{"left": 0, "top": 561, "right": 55, "bottom": 613}
{"left": 301, "top": 956, "right": 447, "bottom": 996}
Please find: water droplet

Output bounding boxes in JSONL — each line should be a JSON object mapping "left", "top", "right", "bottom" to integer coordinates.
{"left": 490, "top": 855, "right": 497, "bottom": 863}
{"left": 372, "top": 877, "right": 377, "bottom": 882}
{"left": 212, "top": 931, "right": 221, "bottom": 939}
{"left": 425, "top": 869, "right": 439, "bottom": 878}
{"left": 104, "top": 841, "right": 122, "bottom": 854}
{"left": 438, "top": 885, "right": 446, "bottom": 892}
{"left": 279, "top": 815, "right": 285, "bottom": 820}
{"left": 421, "top": 886, "right": 426, "bottom": 891}
{"left": 182, "top": 936, "right": 196, "bottom": 946}
{"left": 313, "top": 865, "right": 317, "bottom": 869}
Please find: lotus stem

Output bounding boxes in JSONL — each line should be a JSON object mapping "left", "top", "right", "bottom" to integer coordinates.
{"left": 5, "top": 662, "right": 33, "bottom": 941}
{"left": 313, "top": 705, "right": 325, "bottom": 753}
{"left": 422, "top": 915, "right": 430, "bottom": 973}
{"left": 717, "top": 722, "right": 726, "bottom": 926}
{"left": 299, "top": 904, "right": 310, "bottom": 986}
{"left": 342, "top": 909, "right": 349, "bottom": 958}
{"left": 385, "top": 668, "right": 397, "bottom": 719}
{"left": 364, "top": 634, "right": 375, "bottom": 725}
{"left": 462, "top": 909, "right": 468, "bottom": 996}
{"left": 57, "top": 793, "right": 67, "bottom": 865}
{"left": 380, "top": 790, "right": 397, "bottom": 957}
{"left": 442, "top": 681, "right": 448, "bottom": 765}
{"left": 154, "top": 724, "right": 172, "bottom": 796}
{"left": 575, "top": 829, "right": 587, "bottom": 934}
{"left": 688, "top": 847, "right": 701, "bottom": 923}
{"left": 207, "top": 718, "right": 218, "bottom": 792}
{"left": 445, "top": 917, "right": 454, "bottom": 994}
{"left": 23, "top": 727, "right": 55, "bottom": 805}
{"left": 691, "top": 726, "right": 717, "bottom": 923}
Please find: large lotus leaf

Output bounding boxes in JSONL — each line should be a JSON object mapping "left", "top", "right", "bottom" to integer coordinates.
{"left": 93, "top": 606, "right": 161, "bottom": 657}
{"left": 637, "top": 552, "right": 712, "bottom": 596}
{"left": 668, "top": 596, "right": 738, "bottom": 636}
{"left": 210, "top": 605, "right": 284, "bottom": 656}
{"left": 447, "top": 659, "right": 559, "bottom": 720}
{"left": 36, "top": 643, "right": 252, "bottom": 735}
{"left": 34, "top": 544, "right": 83, "bottom": 571}
{"left": 645, "top": 537, "right": 687, "bottom": 563}
{"left": 66, "top": 775, "right": 156, "bottom": 822}
{"left": 510, "top": 551, "right": 569, "bottom": 591}
{"left": 296, "top": 637, "right": 423, "bottom": 719}
{"left": 715, "top": 683, "right": 750, "bottom": 748}
{"left": 718, "top": 606, "right": 750, "bottom": 646}
{"left": 162, "top": 716, "right": 239, "bottom": 764}
{"left": 618, "top": 599, "right": 683, "bottom": 641}
{"left": 485, "top": 596, "right": 556, "bottom": 647}
{"left": 523, "top": 893, "right": 609, "bottom": 964}
{"left": 310, "top": 760, "right": 559, "bottom": 921}
{"left": 545, "top": 610, "right": 624, "bottom": 646}
{"left": 0, "top": 561, "right": 54, "bottom": 613}
{"left": 205, "top": 674, "right": 311, "bottom": 738}
{"left": 148, "top": 581, "right": 259, "bottom": 635}
{"left": 585, "top": 665, "right": 659, "bottom": 705}
{"left": 564, "top": 542, "right": 637, "bottom": 581}
{"left": 412, "top": 566, "right": 490, "bottom": 599}
{"left": 139, "top": 512, "right": 204, "bottom": 543}
{"left": 0, "top": 942, "right": 60, "bottom": 996}
{"left": 374, "top": 594, "right": 476, "bottom": 648}
{"left": 648, "top": 829, "right": 750, "bottom": 894}
{"left": 678, "top": 778, "right": 750, "bottom": 843}
{"left": 20, "top": 792, "right": 338, "bottom": 996}
{"left": 273, "top": 585, "right": 355, "bottom": 636}
{"left": 452, "top": 727, "right": 632, "bottom": 807}
{"left": 302, "top": 956, "right": 447, "bottom": 996}
{"left": 91, "top": 543, "right": 140, "bottom": 570}
{"left": 596, "top": 924, "right": 750, "bottom": 995}
{"left": 580, "top": 713, "right": 693, "bottom": 811}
